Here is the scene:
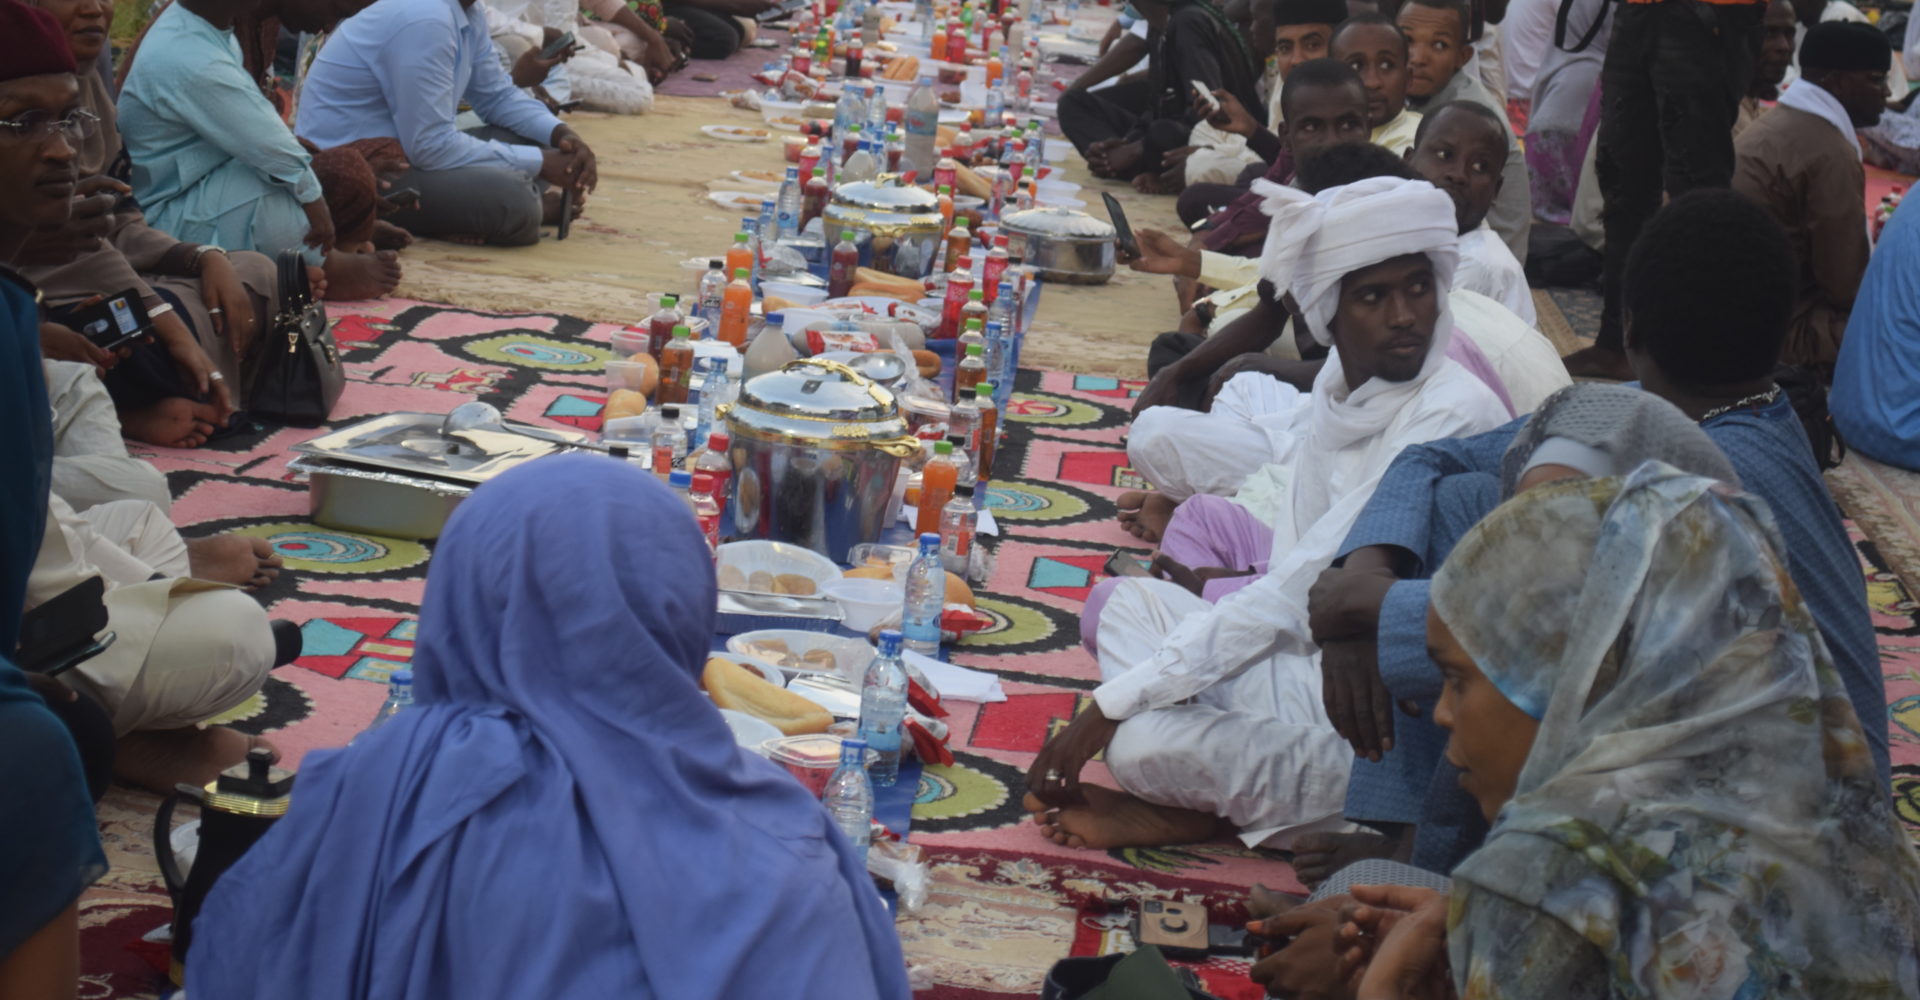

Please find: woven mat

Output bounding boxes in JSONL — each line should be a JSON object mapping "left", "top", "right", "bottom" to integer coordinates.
{"left": 1830, "top": 451, "right": 1920, "bottom": 602}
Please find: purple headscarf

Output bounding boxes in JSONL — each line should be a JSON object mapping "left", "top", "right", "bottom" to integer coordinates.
{"left": 187, "top": 454, "right": 910, "bottom": 1000}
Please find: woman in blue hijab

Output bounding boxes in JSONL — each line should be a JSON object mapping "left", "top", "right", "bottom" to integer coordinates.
{"left": 187, "top": 454, "right": 912, "bottom": 1000}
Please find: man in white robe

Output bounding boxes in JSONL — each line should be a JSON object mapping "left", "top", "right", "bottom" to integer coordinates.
{"left": 1022, "top": 176, "right": 1511, "bottom": 851}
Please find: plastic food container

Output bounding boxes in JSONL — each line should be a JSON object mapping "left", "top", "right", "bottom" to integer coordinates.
{"left": 821, "top": 576, "right": 905, "bottom": 632}
{"left": 727, "top": 629, "right": 876, "bottom": 681}
{"left": 845, "top": 542, "right": 916, "bottom": 581}
{"left": 713, "top": 540, "right": 842, "bottom": 598}
{"left": 761, "top": 733, "right": 880, "bottom": 797}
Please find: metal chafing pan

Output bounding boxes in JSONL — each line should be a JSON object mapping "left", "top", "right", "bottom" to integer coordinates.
{"left": 999, "top": 206, "right": 1116, "bottom": 285}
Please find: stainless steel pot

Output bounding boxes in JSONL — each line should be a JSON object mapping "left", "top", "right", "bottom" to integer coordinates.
{"left": 1000, "top": 206, "right": 1115, "bottom": 284}
{"left": 822, "top": 178, "right": 944, "bottom": 279}
{"left": 725, "top": 357, "right": 921, "bottom": 558}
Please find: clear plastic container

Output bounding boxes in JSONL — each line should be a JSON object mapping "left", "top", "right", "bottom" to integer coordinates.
{"left": 761, "top": 733, "right": 880, "bottom": 797}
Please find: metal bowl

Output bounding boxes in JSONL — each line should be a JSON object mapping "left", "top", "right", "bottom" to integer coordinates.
{"left": 1000, "top": 206, "right": 1115, "bottom": 285}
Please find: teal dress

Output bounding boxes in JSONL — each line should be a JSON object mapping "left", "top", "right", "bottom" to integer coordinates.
{"left": 117, "top": 2, "right": 324, "bottom": 263}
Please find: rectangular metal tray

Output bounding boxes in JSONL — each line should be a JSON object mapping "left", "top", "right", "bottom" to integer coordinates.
{"left": 292, "top": 412, "right": 589, "bottom": 485}
{"left": 289, "top": 455, "right": 472, "bottom": 540}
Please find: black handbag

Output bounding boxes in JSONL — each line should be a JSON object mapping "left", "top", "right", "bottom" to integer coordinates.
{"left": 248, "top": 249, "right": 342, "bottom": 427}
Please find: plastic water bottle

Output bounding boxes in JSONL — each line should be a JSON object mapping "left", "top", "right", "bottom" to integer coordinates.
{"left": 865, "top": 80, "right": 888, "bottom": 135}
{"left": 939, "top": 482, "right": 976, "bottom": 575}
{"left": 835, "top": 84, "right": 867, "bottom": 144}
{"left": 693, "top": 364, "right": 721, "bottom": 442}
{"left": 858, "top": 630, "right": 908, "bottom": 786}
{"left": 668, "top": 468, "right": 693, "bottom": 510}
{"left": 903, "top": 531, "right": 945, "bottom": 654}
{"left": 913, "top": 0, "right": 932, "bottom": 33}
{"left": 904, "top": 75, "right": 940, "bottom": 179}
{"left": 696, "top": 260, "right": 727, "bottom": 327}
{"left": 775, "top": 166, "right": 802, "bottom": 241}
{"left": 841, "top": 138, "right": 878, "bottom": 184}
{"left": 355, "top": 669, "right": 414, "bottom": 741}
{"left": 823, "top": 738, "right": 875, "bottom": 866}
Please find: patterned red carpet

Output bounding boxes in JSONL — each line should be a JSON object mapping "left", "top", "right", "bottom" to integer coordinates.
{"left": 75, "top": 300, "right": 1920, "bottom": 998}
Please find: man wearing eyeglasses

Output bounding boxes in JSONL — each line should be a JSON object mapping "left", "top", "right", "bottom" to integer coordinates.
{"left": 1733, "top": 20, "right": 1890, "bottom": 377}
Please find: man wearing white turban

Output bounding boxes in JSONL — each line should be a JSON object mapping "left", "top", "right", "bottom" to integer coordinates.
{"left": 1023, "top": 177, "right": 1510, "bottom": 852}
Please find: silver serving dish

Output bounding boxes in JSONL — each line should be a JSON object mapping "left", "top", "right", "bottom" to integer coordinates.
{"left": 822, "top": 178, "right": 944, "bottom": 279}
{"left": 289, "top": 409, "right": 592, "bottom": 538}
{"left": 1001, "top": 206, "right": 1115, "bottom": 284}
{"left": 725, "top": 358, "right": 920, "bottom": 558}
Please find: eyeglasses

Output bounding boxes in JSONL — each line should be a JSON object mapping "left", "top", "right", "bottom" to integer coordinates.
{"left": 0, "top": 109, "right": 100, "bottom": 145}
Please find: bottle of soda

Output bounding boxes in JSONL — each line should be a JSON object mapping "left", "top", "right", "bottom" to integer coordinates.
{"left": 647, "top": 294, "right": 682, "bottom": 356}
{"left": 938, "top": 255, "right": 974, "bottom": 339}
{"left": 829, "top": 230, "right": 860, "bottom": 297}
{"left": 974, "top": 381, "right": 998, "bottom": 480}
{"left": 658, "top": 327, "right": 694, "bottom": 404}
{"left": 902, "top": 532, "right": 945, "bottom": 655}
{"left": 858, "top": 630, "right": 908, "bottom": 786}
{"left": 939, "top": 481, "right": 976, "bottom": 576}
{"left": 982, "top": 232, "right": 1011, "bottom": 291}
{"left": 915, "top": 440, "right": 957, "bottom": 534}
{"left": 689, "top": 471, "right": 722, "bottom": 550}
{"left": 954, "top": 342, "right": 987, "bottom": 401}
{"left": 720, "top": 267, "right": 753, "bottom": 347}
{"left": 802, "top": 167, "right": 830, "bottom": 230}
{"left": 692, "top": 431, "right": 734, "bottom": 537}
{"left": 653, "top": 403, "right": 686, "bottom": 475}
{"left": 823, "top": 738, "right": 875, "bottom": 865}
{"left": 726, "top": 231, "right": 753, "bottom": 280}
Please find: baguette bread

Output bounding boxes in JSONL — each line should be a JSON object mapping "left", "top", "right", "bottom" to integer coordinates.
{"left": 704, "top": 656, "right": 833, "bottom": 735}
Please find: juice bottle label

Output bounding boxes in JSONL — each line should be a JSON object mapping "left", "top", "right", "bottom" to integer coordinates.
{"left": 905, "top": 106, "right": 938, "bottom": 138}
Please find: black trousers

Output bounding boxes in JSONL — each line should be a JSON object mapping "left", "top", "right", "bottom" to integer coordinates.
{"left": 665, "top": 4, "right": 745, "bottom": 59}
{"left": 1147, "top": 331, "right": 1211, "bottom": 410}
{"left": 1058, "top": 80, "right": 1191, "bottom": 177}
{"left": 1594, "top": 0, "right": 1763, "bottom": 350}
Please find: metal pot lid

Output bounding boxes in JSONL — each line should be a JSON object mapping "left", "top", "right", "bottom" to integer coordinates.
{"left": 1001, "top": 206, "right": 1115, "bottom": 239}
{"left": 831, "top": 179, "right": 939, "bottom": 212}
{"left": 737, "top": 357, "right": 900, "bottom": 422}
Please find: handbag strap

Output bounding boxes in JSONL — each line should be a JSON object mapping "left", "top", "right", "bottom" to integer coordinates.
{"left": 1555, "top": 0, "right": 1608, "bottom": 53}
{"left": 276, "top": 249, "right": 312, "bottom": 314}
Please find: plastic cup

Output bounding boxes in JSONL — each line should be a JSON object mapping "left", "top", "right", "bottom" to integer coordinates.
{"left": 610, "top": 329, "right": 650, "bottom": 358}
{"left": 606, "top": 358, "right": 652, "bottom": 394}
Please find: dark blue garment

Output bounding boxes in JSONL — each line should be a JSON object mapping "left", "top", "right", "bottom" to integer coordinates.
{"left": 1833, "top": 194, "right": 1920, "bottom": 470}
{"left": 0, "top": 265, "right": 106, "bottom": 956}
{"left": 189, "top": 455, "right": 912, "bottom": 1000}
{"left": 1338, "top": 394, "right": 1887, "bottom": 873}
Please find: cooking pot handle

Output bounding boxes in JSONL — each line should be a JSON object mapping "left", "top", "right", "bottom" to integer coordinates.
{"left": 154, "top": 782, "right": 205, "bottom": 901}
{"left": 872, "top": 434, "right": 922, "bottom": 458}
{"left": 782, "top": 357, "right": 896, "bottom": 409}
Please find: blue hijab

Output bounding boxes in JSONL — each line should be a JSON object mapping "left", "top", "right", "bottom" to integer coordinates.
{"left": 188, "top": 455, "right": 911, "bottom": 999}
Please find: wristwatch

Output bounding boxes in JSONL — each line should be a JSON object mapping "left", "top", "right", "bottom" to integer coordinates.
{"left": 187, "top": 244, "right": 228, "bottom": 272}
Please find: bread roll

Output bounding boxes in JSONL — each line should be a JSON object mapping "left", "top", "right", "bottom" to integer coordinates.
{"left": 704, "top": 657, "right": 832, "bottom": 735}
{"left": 772, "top": 573, "right": 818, "bottom": 596}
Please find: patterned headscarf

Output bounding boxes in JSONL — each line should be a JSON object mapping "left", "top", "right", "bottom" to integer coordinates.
{"left": 1433, "top": 465, "right": 1920, "bottom": 998}
{"left": 1497, "top": 383, "right": 1739, "bottom": 498}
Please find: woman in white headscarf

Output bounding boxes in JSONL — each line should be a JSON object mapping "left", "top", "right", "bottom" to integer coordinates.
{"left": 1340, "top": 464, "right": 1920, "bottom": 999}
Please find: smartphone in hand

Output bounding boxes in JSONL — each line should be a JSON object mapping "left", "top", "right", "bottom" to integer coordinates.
{"left": 1101, "top": 191, "right": 1139, "bottom": 261}
{"left": 67, "top": 289, "right": 150, "bottom": 351}
{"left": 540, "top": 30, "right": 575, "bottom": 60}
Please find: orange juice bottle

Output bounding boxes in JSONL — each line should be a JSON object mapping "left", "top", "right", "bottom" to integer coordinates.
{"left": 658, "top": 326, "right": 694, "bottom": 404}
{"left": 726, "top": 232, "right": 753, "bottom": 279}
{"left": 936, "top": 184, "right": 955, "bottom": 248}
{"left": 719, "top": 267, "right": 752, "bottom": 347}
{"left": 930, "top": 21, "right": 948, "bottom": 60}
{"left": 986, "top": 51, "right": 1002, "bottom": 86}
{"left": 915, "top": 440, "right": 958, "bottom": 534}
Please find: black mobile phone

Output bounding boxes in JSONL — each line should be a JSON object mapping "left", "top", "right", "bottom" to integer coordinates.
{"left": 540, "top": 29, "right": 575, "bottom": 59}
{"left": 556, "top": 186, "right": 575, "bottom": 240}
{"left": 67, "top": 289, "right": 150, "bottom": 351}
{"left": 1206, "top": 923, "right": 1255, "bottom": 958}
{"left": 385, "top": 186, "right": 421, "bottom": 210}
{"left": 15, "top": 576, "right": 110, "bottom": 675}
{"left": 1101, "top": 191, "right": 1139, "bottom": 261}
{"left": 1104, "top": 549, "right": 1153, "bottom": 579}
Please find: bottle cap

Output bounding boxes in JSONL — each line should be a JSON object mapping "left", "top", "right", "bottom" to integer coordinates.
{"left": 733, "top": 267, "right": 750, "bottom": 279}
{"left": 959, "top": 386, "right": 976, "bottom": 400}
{"left": 735, "top": 232, "right": 749, "bottom": 243}
{"left": 390, "top": 669, "right": 413, "bottom": 686}
{"left": 947, "top": 433, "right": 966, "bottom": 448}
{"left": 934, "top": 440, "right": 952, "bottom": 454}
{"left": 966, "top": 343, "right": 983, "bottom": 356}
{"left": 919, "top": 531, "right": 941, "bottom": 547}
{"left": 969, "top": 288, "right": 984, "bottom": 301}
{"left": 878, "top": 628, "right": 903, "bottom": 652}
{"left": 937, "top": 184, "right": 953, "bottom": 195}
{"left": 965, "top": 319, "right": 983, "bottom": 332}
{"left": 609, "top": 444, "right": 630, "bottom": 459}
{"left": 841, "top": 737, "right": 869, "bottom": 751}
{"left": 842, "top": 230, "right": 857, "bottom": 241}
{"left": 812, "top": 166, "right": 825, "bottom": 176}
{"left": 692, "top": 472, "right": 715, "bottom": 493}
{"left": 955, "top": 481, "right": 975, "bottom": 496}
{"left": 709, "top": 259, "right": 723, "bottom": 268}
{"left": 661, "top": 404, "right": 680, "bottom": 418}
{"left": 672, "top": 325, "right": 691, "bottom": 338}
{"left": 978, "top": 381, "right": 994, "bottom": 394}
{"left": 661, "top": 294, "right": 677, "bottom": 307}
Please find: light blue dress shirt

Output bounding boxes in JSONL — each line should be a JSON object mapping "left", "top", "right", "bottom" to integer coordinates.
{"left": 296, "top": 0, "right": 565, "bottom": 177}
{"left": 117, "top": 2, "right": 323, "bottom": 259}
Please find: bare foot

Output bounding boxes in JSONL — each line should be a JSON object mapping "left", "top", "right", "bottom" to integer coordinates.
{"left": 1561, "top": 345, "right": 1634, "bottom": 381}
{"left": 541, "top": 188, "right": 587, "bottom": 226}
{"left": 1115, "top": 490, "right": 1178, "bottom": 544}
{"left": 322, "top": 249, "right": 403, "bottom": 301}
{"left": 121, "top": 397, "right": 220, "bottom": 448}
{"left": 1246, "top": 883, "right": 1302, "bottom": 921}
{"left": 186, "top": 534, "right": 284, "bottom": 589}
{"left": 1024, "top": 786, "right": 1225, "bottom": 850}
{"left": 115, "top": 726, "right": 280, "bottom": 794}
{"left": 307, "top": 264, "right": 329, "bottom": 300}
{"left": 371, "top": 219, "right": 414, "bottom": 251}
{"left": 1290, "top": 829, "right": 1405, "bottom": 888}
{"left": 440, "top": 233, "right": 489, "bottom": 246}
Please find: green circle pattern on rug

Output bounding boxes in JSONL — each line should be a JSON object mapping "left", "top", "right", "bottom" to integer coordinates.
{"left": 959, "top": 595, "right": 1062, "bottom": 650}
{"left": 910, "top": 753, "right": 1030, "bottom": 832}
{"left": 229, "top": 523, "right": 431, "bottom": 575}
{"left": 460, "top": 333, "right": 614, "bottom": 370}
{"left": 984, "top": 480, "right": 1093, "bottom": 523}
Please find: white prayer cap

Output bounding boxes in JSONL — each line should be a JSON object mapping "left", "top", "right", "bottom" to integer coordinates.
{"left": 1252, "top": 175, "right": 1461, "bottom": 347}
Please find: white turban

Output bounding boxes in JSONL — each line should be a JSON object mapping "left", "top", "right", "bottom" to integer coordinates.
{"left": 1251, "top": 175, "right": 1461, "bottom": 349}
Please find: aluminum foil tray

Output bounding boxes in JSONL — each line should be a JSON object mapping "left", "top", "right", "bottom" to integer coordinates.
{"left": 292, "top": 413, "right": 590, "bottom": 485}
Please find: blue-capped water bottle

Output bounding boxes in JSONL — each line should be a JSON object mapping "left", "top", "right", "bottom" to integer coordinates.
{"left": 823, "top": 738, "right": 875, "bottom": 866}
{"left": 902, "top": 532, "right": 944, "bottom": 655}
{"left": 859, "top": 630, "right": 909, "bottom": 786}
{"left": 353, "top": 669, "right": 414, "bottom": 743}
{"left": 775, "top": 167, "right": 802, "bottom": 242}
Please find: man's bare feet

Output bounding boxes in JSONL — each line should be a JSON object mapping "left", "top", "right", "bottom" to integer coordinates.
{"left": 1115, "top": 490, "right": 1178, "bottom": 544}
{"left": 115, "top": 726, "right": 280, "bottom": 794}
{"left": 1561, "top": 345, "right": 1634, "bottom": 381}
{"left": 541, "top": 188, "right": 587, "bottom": 226}
{"left": 186, "top": 534, "right": 284, "bottom": 589}
{"left": 121, "top": 396, "right": 220, "bottom": 448}
{"left": 1024, "top": 786, "right": 1226, "bottom": 850}
{"left": 1289, "top": 829, "right": 1406, "bottom": 888}
{"left": 322, "top": 249, "right": 403, "bottom": 301}
{"left": 371, "top": 219, "right": 414, "bottom": 251}
{"left": 1246, "top": 883, "right": 1302, "bottom": 921}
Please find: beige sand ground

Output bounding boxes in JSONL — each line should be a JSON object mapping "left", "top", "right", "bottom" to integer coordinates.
{"left": 388, "top": 94, "right": 1188, "bottom": 377}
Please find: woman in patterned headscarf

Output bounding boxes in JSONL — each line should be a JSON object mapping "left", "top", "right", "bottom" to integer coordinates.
{"left": 1344, "top": 463, "right": 1920, "bottom": 999}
